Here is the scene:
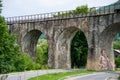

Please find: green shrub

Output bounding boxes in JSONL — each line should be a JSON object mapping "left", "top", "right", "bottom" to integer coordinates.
{"left": 115, "top": 56, "right": 120, "bottom": 68}
{"left": 14, "top": 53, "right": 37, "bottom": 71}
{"left": 34, "top": 63, "right": 41, "bottom": 70}
{"left": 71, "top": 30, "right": 88, "bottom": 68}
{"left": 113, "top": 40, "right": 120, "bottom": 49}
{"left": 36, "top": 39, "right": 48, "bottom": 69}
{"left": 0, "top": 16, "right": 20, "bottom": 74}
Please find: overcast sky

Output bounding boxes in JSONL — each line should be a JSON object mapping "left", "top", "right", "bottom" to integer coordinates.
{"left": 1, "top": 0, "right": 118, "bottom": 17}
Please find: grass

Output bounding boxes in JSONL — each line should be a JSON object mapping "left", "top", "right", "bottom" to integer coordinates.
{"left": 118, "top": 75, "right": 120, "bottom": 80}
{"left": 29, "top": 70, "right": 96, "bottom": 80}
{"left": 116, "top": 68, "right": 120, "bottom": 71}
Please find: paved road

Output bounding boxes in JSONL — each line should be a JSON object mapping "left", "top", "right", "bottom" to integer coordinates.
{"left": 65, "top": 72, "right": 118, "bottom": 80}
{"left": 0, "top": 69, "right": 71, "bottom": 80}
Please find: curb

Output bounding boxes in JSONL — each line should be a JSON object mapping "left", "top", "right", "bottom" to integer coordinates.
{"left": 0, "top": 74, "right": 8, "bottom": 80}
{"left": 105, "top": 77, "right": 118, "bottom": 80}
{"left": 105, "top": 73, "right": 119, "bottom": 80}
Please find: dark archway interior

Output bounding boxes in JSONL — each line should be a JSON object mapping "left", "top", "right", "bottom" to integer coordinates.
{"left": 71, "top": 30, "right": 88, "bottom": 68}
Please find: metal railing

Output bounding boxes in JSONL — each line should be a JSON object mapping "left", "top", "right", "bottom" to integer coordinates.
{"left": 5, "top": 2, "right": 120, "bottom": 24}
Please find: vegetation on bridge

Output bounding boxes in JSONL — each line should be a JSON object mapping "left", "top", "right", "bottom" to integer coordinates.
{"left": 54, "top": 5, "right": 90, "bottom": 17}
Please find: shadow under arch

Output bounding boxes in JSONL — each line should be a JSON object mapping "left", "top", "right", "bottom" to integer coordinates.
{"left": 99, "top": 22, "right": 120, "bottom": 70}
{"left": 71, "top": 30, "right": 88, "bottom": 68}
{"left": 22, "top": 29, "right": 43, "bottom": 60}
{"left": 55, "top": 26, "right": 88, "bottom": 69}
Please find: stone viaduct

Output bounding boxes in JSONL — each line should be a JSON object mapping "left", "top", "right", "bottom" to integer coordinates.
{"left": 6, "top": 4, "right": 120, "bottom": 71}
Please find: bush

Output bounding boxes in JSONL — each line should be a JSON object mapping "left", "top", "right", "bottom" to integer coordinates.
{"left": 36, "top": 39, "right": 48, "bottom": 69}
{"left": 115, "top": 56, "right": 120, "bottom": 68}
{"left": 113, "top": 40, "right": 120, "bottom": 49}
{"left": 14, "top": 53, "right": 37, "bottom": 71}
{"left": 71, "top": 30, "right": 88, "bottom": 68}
{"left": 0, "top": 16, "right": 20, "bottom": 74}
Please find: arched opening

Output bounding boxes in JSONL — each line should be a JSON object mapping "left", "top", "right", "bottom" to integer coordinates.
{"left": 55, "top": 27, "right": 88, "bottom": 69}
{"left": 36, "top": 34, "right": 48, "bottom": 68}
{"left": 71, "top": 30, "right": 88, "bottom": 68}
{"left": 22, "top": 30, "right": 41, "bottom": 58}
{"left": 22, "top": 30, "right": 48, "bottom": 69}
{"left": 99, "top": 23, "right": 120, "bottom": 70}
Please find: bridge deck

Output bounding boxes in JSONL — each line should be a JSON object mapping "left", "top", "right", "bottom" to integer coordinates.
{"left": 5, "top": 3, "right": 120, "bottom": 24}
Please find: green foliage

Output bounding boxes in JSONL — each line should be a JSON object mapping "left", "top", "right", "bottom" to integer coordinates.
{"left": 115, "top": 56, "right": 120, "bottom": 68}
{"left": 113, "top": 40, "right": 120, "bottom": 49}
{"left": 71, "top": 30, "right": 88, "bottom": 68}
{"left": 114, "top": 33, "right": 120, "bottom": 68}
{"left": 113, "top": 33, "right": 120, "bottom": 49}
{"left": 0, "top": 16, "right": 40, "bottom": 74}
{"left": 36, "top": 39, "right": 48, "bottom": 69}
{"left": 74, "top": 5, "right": 89, "bottom": 14}
{"left": 118, "top": 76, "right": 120, "bottom": 80}
{"left": 14, "top": 53, "right": 36, "bottom": 71}
{"left": 0, "top": 16, "right": 20, "bottom": 73}
{"left": 0, "top": 17, "right": 48, "bottom": 73}
{"left": 54, "top": 5, "right": 89, "bottom": 17}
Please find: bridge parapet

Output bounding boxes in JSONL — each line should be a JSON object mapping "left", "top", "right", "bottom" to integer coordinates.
{"left": 5, "top": 3, "right": 120, "bottom": 24}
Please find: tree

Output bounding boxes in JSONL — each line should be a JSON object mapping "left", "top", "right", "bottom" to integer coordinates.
{"left": 0, "top": 16, "right": 21, "bottom": 73}
{"left": 0, "top": 0, "right": 21, "bottom": 73}
{"left": 0, "top": 16, "right": 37, "bottom": 73}
{"left": 113, "top": 41, "right": 120, "bottom": 49}
{"left": 71, "top": 30, "right": 88, "bottom": 68}
{"left": 54, "top": 5, "right": 89, "bottom": 17}
{"left": 36, "top": 39, "right": 48, "bottom": 69}
{"left": 74, "top": 5, "right": 89, "bottom": 14}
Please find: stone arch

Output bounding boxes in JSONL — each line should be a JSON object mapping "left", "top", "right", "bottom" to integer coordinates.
{"left": 99, "top": 22, "right": 120, "bottom": 70}
{"left": 22, "top": 29, "right": 42, "bottom": 59}
{"left": 20, "top": 22, "right": 49, "bottom": 59}
{"left": 54, "top": 26, "right": 88, "bottom": 69}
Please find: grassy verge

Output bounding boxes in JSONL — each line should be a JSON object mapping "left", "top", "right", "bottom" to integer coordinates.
{"left": 118, "top": 76, "right": 120, "bottom": 80}
{"left": 116, "top": 68, "right": 120, "bottom": 71}
{"left": 29, "top": 70, "right": 96, "bottom": 80}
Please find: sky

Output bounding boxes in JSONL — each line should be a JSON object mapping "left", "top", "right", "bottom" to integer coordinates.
{"left": 1, "top": 0, "right": 118, "bottom": 17}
